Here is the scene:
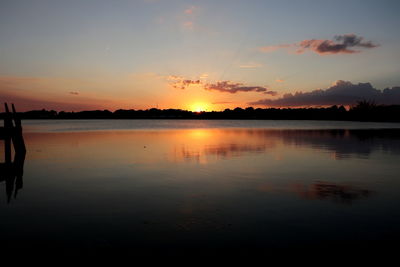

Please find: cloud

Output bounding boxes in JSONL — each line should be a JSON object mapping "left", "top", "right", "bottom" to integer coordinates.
{"left": 167, "top": 75, "right": 201, "bottom": 89}
{"left": 275, "top": 79, "right": 285, "bottom": 83}
{"left": 249, "top": 80, "right": 400, "bottom": 107}
{"left": 260, "top": 34, "right": 379, "bottom": 55}
{"left": 296, "top": 34, "right": 379, "bottom": 54}
{"left": 205, "top": 81, "right": 272, "bottom": 94}
{"left": 167, "top": 75, "right": 276, "bottom": 95}
{"left": 181, "top": 6, "right": 198, "bottom": 30}
{"left": 173, "top": 79, "right": 201, "bottom": 89}
{"left": 69, "top": 91, "right": 79, "bottom": 95}
{"left": 264, "top": 90, "right": 278, "bottom": 96}
{"left": 184, "top": 6, "right": 197, "bottom": 15}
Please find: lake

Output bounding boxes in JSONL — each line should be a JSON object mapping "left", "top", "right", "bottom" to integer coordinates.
{"left": 1, "top": 120, "right": 400, "bottom": 257}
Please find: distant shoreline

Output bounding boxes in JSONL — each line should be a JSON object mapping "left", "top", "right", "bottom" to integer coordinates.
{"left": 15, "top": 118, "right": 400, "bottom": 123}
{"left": 2, "top": 102, "right": 400, "bottom": 122}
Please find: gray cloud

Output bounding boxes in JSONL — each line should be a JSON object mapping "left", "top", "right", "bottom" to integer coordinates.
{"left": 260, "top": 34, "right": 379, "bottom": 55}
{"left": 297, "top": 34, "right": 379, "bottom": 54}
{"left": 264, "top": 90, "right": 278, "bottom": 96}
{"left": 69, "top": 91, "right": 79, "bottom": 95}
{"left": 168, "top": 78, "right": 201, "bottom": 89}
{"left": 205, "top": 81, "right": 272, "bottom": 94}
{"left": 249, "top": 80, "right": 400, "bottom": 107}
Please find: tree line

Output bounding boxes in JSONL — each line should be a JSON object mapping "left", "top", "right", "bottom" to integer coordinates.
{"left": 2, "top": 101, "right": 400, "bottom": 122}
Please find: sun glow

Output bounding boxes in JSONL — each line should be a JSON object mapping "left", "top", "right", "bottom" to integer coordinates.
{"left": 190, "top": 102, "right": 209, "bottom": 112}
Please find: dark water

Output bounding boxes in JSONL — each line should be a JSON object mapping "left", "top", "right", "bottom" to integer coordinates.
{"left": 1, "top": 120, "right": 400, "bottom": 257}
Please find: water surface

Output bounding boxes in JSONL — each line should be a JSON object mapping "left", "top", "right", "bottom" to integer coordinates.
{"left": 1, "top": 120, "right": 400, "bottom": 255}
{"left": 21, "top": 119, "right": 400, "bottom": 132}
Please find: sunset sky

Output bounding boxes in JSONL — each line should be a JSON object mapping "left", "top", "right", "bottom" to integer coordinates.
{"left": 1, "top": 0, "right": 400, "bottom": 111}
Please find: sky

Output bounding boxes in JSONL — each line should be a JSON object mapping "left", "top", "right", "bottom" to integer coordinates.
{"left": 1, "top": 0, "right": 400, "bottom": 111}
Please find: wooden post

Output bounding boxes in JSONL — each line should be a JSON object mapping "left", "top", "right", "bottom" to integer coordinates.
{"left": 4, "top": 103, "right": 12, "bottom": 164}
{"left": 4, "top": 138, "right": 11, "bottom": 164}
{"left": 11, "top": 103, "right": 26, "bottom": 153}
{"left": 13, "top": 148, "right": 25, "bottom": 198}
{"left": 2, "top": 103, "right": 26, "bottom": 162}
{"left": 1, "top": 103, "right": 26, "bottom": 202}
{"left": 11, "top": 104, "right": 21, "bottom": 127}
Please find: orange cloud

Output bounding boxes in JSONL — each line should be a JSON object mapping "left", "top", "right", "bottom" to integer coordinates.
{"left": 184, "top": 6, "right": 197, "bottom": 15}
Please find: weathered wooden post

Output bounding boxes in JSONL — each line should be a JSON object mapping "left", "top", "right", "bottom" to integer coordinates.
{"left": 1, "top": 103, "right": 26, "bottom": 202}
{"left": 11, "top": 103, "right": 26, "bottom": 153}
{"left": 4, "top": 103, "right": 12, "bottom": 164}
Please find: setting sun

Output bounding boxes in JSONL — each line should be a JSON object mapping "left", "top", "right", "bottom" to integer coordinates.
{"left": 190, "top": 102, "right": 209, "bottom": 112}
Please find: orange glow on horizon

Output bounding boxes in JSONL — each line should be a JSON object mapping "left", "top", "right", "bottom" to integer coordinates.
{"left": 189, "top": 102, "right": 210, "bottom": 112}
